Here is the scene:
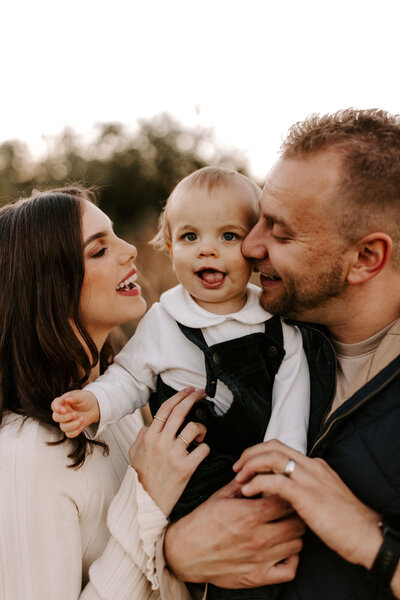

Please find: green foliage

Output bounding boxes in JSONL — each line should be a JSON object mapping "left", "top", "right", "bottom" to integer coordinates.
{"left": 0, "top": 114, "right": 251, "bottom": 237}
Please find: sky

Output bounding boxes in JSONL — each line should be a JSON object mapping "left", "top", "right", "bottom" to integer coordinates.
{"left": 1, "top": 0, "right": 399, "bottom": 180}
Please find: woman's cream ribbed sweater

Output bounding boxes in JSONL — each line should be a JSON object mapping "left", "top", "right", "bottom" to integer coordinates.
{"left": 0, "top": 411, "right": 193, "bottom": 600}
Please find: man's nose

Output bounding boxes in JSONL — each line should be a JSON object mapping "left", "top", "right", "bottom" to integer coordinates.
{"left": 242, "top": 224, "right": 268, "bottom": 260}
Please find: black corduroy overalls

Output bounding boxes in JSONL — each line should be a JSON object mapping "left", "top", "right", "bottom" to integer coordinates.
{"left": 150, "top": 315, "right": 285, "bottom": 600}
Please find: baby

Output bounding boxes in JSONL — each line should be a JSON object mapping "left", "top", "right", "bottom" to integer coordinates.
{"left": 52, "top": 166, "right": 310, "bottom": 523}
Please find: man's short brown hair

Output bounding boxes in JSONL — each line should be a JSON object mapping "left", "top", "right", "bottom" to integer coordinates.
{"left": 280, "top": 108, "right": 400, "bottom": 267}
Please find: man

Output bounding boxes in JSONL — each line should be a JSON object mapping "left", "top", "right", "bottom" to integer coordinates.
{"left": 164, "top": 109, "right": 400, "bottom": 599}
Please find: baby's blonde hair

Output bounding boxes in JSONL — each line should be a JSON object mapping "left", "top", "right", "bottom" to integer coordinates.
{"left": 150, "top": 166, "right": 261, "bottom": 253}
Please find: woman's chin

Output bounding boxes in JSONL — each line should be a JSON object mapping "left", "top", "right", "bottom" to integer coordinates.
{"left": 128, "top": 295, "right": 147, "bottom": 321}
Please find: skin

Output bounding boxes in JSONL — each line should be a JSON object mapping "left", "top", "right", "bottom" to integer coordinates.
{"left": 53, "top": 200, "right": 148, "bottom": 431}
{"left": 53, "top": 182, "right": 260, "bottom": 434}
{"left": 236, "top": 151, "right": 400, "bottom": 596}
{"left": 164, "top": 482, "right": 305, "bottom": 588}
{"left": 164, "top": 151, "right": 400, "bottom": 596}
{"left": 55, "top": 156, "right": 400, "bottom": 594}
{"left": 52, "top": 201, "right": 210, "bottom": 517}
{"left": 166, "top": 180, "right": 259, "bottom": 314}
{"left": 234, "top": 441, "right": 383, "bottom": 568}
{"left": 54, "top": 181, "right": 306, "bottom": 590}
{"left": 130, "top": 387, "right": 210, "bottom": 516}
{"left": 242, "top": 152, "right": 398, "bottom": 342}
{"left": 79, "top": 200, "right": 147, "bottom": 358}
{"left": 241, "top": 153, "right": 352, "bottom": 326}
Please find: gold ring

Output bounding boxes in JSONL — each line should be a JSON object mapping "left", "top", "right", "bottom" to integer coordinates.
{"left": 177, "top": 435, "right": 189, "bottom": 449}
{"left": 154, "top": 416, "right": 167, "bottom": 424}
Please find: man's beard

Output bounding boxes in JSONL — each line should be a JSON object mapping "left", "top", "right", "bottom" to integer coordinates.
{"left": 260, "top": 258, "right": 346, "bottom": 320}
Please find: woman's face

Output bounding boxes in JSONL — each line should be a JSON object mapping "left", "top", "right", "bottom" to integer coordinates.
{"left": 79, "top": 200, "right": 147, "bottom": 347}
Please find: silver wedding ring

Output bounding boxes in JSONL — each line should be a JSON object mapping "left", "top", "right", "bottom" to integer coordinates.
{"left": 283, "top": 458, "right": 296, "bottom": 477}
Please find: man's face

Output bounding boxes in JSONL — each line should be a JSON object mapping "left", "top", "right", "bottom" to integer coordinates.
{"left": 242, "top": 152, "right": 351, "bottom": 323}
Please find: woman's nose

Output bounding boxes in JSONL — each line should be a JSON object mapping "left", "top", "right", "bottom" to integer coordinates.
{"left": 119, "top": 239, "right": 137, "bottom": 263}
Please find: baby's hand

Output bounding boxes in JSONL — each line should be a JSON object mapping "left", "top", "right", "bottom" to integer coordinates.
{"left": 51, "top": 390, "right": 100, "bottom": 438}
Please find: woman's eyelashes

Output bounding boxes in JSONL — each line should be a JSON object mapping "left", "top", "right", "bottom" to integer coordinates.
{"left": 91, "top": 246, "right": 107, "bottom": 258}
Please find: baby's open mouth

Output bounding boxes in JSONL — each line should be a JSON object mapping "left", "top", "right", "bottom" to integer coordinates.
{"left": 196, "top": 268, "right": 226, "bottom": 285}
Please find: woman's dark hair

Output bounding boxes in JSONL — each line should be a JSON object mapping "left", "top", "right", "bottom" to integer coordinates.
{"left": 0, "top": 186, "right": 113, "bottom": 467}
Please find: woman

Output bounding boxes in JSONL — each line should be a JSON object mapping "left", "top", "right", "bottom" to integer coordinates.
{"left": 0, "top": 186, "right": 209, "bottom": 599}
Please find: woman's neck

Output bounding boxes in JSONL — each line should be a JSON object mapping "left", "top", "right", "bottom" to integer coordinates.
{"left": 88, "top": 363, "right": 101, "bottom": 384}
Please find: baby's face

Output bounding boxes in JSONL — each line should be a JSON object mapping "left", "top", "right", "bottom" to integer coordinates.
{"left": 167, "top": 181, "right": 259, "bottom": 314}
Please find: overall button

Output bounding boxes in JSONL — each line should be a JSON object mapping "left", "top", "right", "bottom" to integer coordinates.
{"left": 265, "top": 346, "right": 278, "bottom": 359}
{"left": 212, "top": 352, "right": 221, "bottom": 365}
{"left": 195, "top": 407, "right": 209, "bottom": 422}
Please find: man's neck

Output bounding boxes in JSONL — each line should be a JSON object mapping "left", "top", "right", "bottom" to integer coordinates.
{"left": 328, "top": 315, "right": 399, "bottom": 344}
{"left": 326, "top": 285, "right": 400, "bottom": 344}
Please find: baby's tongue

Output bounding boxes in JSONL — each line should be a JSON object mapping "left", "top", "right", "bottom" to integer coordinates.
{"left": 201, "top": 269, "right": 224, "bottom": 284}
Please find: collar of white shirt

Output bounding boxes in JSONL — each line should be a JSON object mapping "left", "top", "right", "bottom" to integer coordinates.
{"left": 160, "top": 283, "right": 272, "bottom": 328}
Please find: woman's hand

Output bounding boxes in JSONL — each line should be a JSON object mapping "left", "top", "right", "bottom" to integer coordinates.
{"left": 234, "top": 439, "right": 382, "bottom": 571}
{"left": 129, "top": 388, "right": 210, "bottom": 516}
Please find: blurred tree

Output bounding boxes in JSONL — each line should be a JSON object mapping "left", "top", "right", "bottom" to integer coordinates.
{"left": 0, "top": 113, "right": 252, "bottom": 237}
{"left": 0, "top": 114, "right": 257, "bottom": 305}
{"left": 0, "top": 140, "right": 35, "bottom": 200}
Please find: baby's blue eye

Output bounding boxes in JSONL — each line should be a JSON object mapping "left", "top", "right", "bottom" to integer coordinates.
{"left": 222, "top": 232, "right": 238, "bottom": 241}
{"left": 183, "top": 232, "right": 197, "bottom": 242}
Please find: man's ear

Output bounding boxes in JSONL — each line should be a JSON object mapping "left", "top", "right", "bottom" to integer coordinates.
{"left": 347, "top": 233, "right": 392, "bottom": 285}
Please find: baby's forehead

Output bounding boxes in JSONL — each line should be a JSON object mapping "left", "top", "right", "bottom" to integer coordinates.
{"left": 166, "top": 182, "right": 259, "bottom": 232}
{"left": 170, "top": 179, "right": 259, "bottom": 210}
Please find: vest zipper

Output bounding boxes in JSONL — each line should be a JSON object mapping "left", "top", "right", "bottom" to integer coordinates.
{"left": 308, "top": 367, "right": 400, "bottom": 457}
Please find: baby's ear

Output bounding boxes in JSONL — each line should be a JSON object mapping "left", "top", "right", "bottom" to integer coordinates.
{"left": 166, "top": 241, "right": 173, "bottom": 260}
{"left": 346, "top": 233, "right": 392, "bottom": 285}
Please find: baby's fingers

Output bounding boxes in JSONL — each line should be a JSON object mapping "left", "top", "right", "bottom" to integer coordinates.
{"left": 59, "top": 417, "right": 84, "bottom": 438}
{"left": 52, "top": 408, "right": 79, "bottom": 424}
{"left": 51, "top": 394, "right": 79, "bottom": 416}
{"left": 51, "top": 396, "right": 69, "bottom": 416}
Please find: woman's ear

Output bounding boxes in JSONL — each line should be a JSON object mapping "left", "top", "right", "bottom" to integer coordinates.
{"left": 347, "top": 233, "right": 392, "bottom": 285}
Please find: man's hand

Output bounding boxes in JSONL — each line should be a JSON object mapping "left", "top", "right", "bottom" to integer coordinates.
{"left": 51, "top": 390, "right": 100, "bottom": 437}
{"left": 164, "top": 479, "right": 305, "bottom": 588}
{"left": 234, "top": 440, "right": 382, "bottom": 571}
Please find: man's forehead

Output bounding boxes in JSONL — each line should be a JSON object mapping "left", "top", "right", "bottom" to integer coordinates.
{"left": 261, "top": 154, "right": 343, "bottom": 215}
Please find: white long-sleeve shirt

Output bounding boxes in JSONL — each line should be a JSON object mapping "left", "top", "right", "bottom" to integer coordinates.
{"left": 0, "top": 411, "right": 196, "bottom": 600}
{"left": 88, "top": 284, "right": 310, "bottom": 454}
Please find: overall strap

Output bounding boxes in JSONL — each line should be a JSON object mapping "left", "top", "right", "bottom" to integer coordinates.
{"left": 177, "top": 314, "right": 285, "bottom": 398}
{"left": 176, "top": 322, "right": 218, "bottom": 397}
{"left": 153, "top": 316, "right": 286, "bottom": 525}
